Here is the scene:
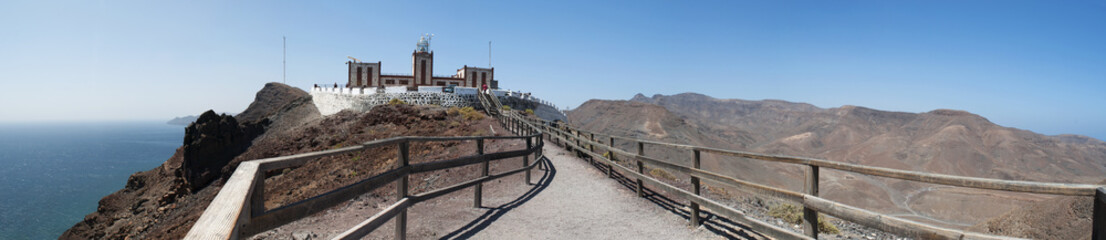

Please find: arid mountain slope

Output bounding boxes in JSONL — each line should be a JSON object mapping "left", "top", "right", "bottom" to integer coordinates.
{"left": 571, "top": 93, "right": 1106, "bottom": 229}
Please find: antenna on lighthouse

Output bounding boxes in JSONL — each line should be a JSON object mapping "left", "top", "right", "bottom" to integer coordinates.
{"left": 488, "top": 41, "right": 492, "bottom": 68}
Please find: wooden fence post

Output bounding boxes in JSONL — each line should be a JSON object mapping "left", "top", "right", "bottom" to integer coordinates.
{"left": 1094, "top": 187, "right": 1106, "bottom": 240}
{"left": 690, "top": 149, "right": 701, "bottom": 227}
{"left": 396, "top": 141, "right": 409, "bottom": 240}
{"left": 525, "top": 138, "right": 532, "bottom": 184}
{"left": 575, "top": 130, "right": 582, "bottom": 157}
{"left": 250, "top": 170, "right": 266, "bottom": 218}
{"left": 803, "top": 165, "right": 820, "bottom": 238}
{"left": 474, "top": 139, "right": 485, "bottom": 208}
{"left": 607, "top": 137, "right": 614, "bottom": 177}
{"left": 637, "top": 141, "right": 645, "bottom": 197}
{"left": 589, "top": 133, "right": 596, "bottom": 153}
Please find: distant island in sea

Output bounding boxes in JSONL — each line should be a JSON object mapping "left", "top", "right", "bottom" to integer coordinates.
{"left": 166, "top": 115, "right": 198, "bottom": 126}
{"left": 167, "top": 113, "right": 233, "bottom": 126}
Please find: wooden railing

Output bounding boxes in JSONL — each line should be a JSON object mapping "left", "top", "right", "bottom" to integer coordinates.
{"left": 525, "top": 116, "right": 1106, "bottom": 240}
{"left": 185, "top": 114, "right": 544, "bottom": 240}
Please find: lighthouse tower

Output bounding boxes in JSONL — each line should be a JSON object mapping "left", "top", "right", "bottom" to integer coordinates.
{"left": 412, "top": 34, "right": 434, "bottom": 87}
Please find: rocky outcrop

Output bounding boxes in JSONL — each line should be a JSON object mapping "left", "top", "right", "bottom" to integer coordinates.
{"left": 181, "top": 110, "right": 264, "bottom": 192}
{"left": 61, "top": 82, "right": 309, "bottom": 239}
{"left": 238, "top": 82, "right": 310, "bottom": 124}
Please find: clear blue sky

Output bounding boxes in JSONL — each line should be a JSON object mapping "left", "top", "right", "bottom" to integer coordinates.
{"left": 2, "top": 0, "right": 1105, "bottom": 140}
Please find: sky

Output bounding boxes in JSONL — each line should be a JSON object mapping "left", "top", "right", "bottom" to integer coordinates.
{"left": 1, "top": 0, "right": 1105, "bottom": 140}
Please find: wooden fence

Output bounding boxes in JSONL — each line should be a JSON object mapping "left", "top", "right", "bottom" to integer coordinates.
{"left": 185, "top": 114, "right": 544, "bottom": 240}
{"left": 526, "top": 116, "right": 1106, "bottom": 240}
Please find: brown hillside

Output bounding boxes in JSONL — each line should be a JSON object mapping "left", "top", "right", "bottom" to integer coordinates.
{"left": 967, "top": 183, "right": 1099, "bottom": 239}
{"left": 571, "top": 93, "right": 1106, "bottom": 232}
{"left": 61, "top": 83, "right": 503, "bottom": 239}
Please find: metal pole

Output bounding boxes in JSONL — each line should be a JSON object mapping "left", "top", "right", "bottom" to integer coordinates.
{"left": 283, "top": 36, "right": 286, "bottom": 84}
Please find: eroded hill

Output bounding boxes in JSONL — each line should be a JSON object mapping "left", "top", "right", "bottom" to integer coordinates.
{"left": 569, "top": 93, "right": 1106, "bottom": 232}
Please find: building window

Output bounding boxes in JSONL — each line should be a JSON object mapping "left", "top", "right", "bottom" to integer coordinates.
{"left": 470, "top": 73, "right": 476, "bottom": 87}
{"left": 356, "top": 67, "right": 363, "bottom": 86}
{"left": 420, "top": 60, "right": 427, "bottom": 84}
{"left": 400, "top": 80, "right": 409, "bottom": 85}
{"left": 386, "top": 79, "right": 395, "bottom": 85}
{"left": 481, "top": 72, "right": 487, "bottom": 86}
{"left": 436, "top": 82, "right": 446, "bottom": 86}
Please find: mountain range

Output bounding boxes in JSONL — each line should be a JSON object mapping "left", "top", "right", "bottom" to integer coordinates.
{"left": 566, "top": 92, "right": 1106, "bottom": 232}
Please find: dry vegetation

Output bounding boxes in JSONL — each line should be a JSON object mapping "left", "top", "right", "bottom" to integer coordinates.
{"left": 766, "top": 203, "right": 840, "bottom": 234}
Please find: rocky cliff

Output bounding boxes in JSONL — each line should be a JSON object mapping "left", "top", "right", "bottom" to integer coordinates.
{"left": 61, "top": 82, "right": 503, "bottom": 239}
{"left": 61, "top": 83, "right": 309, "bottom": 239}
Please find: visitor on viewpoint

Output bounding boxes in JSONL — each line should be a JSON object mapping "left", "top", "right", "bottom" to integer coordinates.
{"left": 482, "top": 84, "right": 488, "bottom": 94}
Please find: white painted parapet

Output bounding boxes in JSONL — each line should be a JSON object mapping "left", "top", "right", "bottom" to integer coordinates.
{"left": 310, "top": 85, "right": 566, "bottom": 121}
{"left": 417, "top": 86, "right": 443, "bottom": 92}
{"left": 454, "top": 87, "right": 478, "bottom": 95}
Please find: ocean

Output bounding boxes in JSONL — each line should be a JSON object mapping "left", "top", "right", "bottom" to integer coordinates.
{"left": 0, "top": 122, "right": 184, "bottom": 239}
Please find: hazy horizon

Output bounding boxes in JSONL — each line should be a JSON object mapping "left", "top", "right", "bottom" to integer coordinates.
{"left": 2, "top": 1, "right": 1105, "bottom": 140}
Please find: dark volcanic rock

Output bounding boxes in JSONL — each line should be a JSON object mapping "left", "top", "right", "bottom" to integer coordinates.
{"left": 181, "top": 110, "right": 264, "bottom": 192}
{"left": 61, "top": 82, "right": 304, "bottom": 240}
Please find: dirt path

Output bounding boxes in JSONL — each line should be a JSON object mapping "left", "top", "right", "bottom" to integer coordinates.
{"left": 455, "top": 144, "right": 750, "bottom": 240}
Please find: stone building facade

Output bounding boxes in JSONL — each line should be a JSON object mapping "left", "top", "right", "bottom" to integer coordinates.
{"left": 347, "top": 35, "right": 497, "bottom": 89}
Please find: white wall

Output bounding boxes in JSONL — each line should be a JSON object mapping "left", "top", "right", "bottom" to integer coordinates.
{"left": 309, "top": 86, "right": 565, "bottom": 121}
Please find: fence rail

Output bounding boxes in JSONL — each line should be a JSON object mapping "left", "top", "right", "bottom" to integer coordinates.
{"left": 526, "top": 116, "right": 1106, "bottom": 240}
{"left": 183, "top": 108, "right": 1105, "bottom": 240}
{"left": 185, "top": 114, "right": 544, "bottom": 240}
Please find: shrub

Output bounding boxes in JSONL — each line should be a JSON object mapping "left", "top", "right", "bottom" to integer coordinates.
{"left": 767, "top": 204, "right": 840, "bottom": 234}
{"left": 649, "top": 168, "right": 676, "bottom": 181}
{"left": 459, "top": 107, "right": 484, "bottom": 121}
{"left": 525, "top": 109, "right": 535, "bottom": 115}
{"left": 501, "top": 105, "right": 511, "bottom": 111}
{"left": 447, "top": 106, "right": 461, "bottom": 116}
{"left": 388, "top": 98, "right": 407, "bottom": 105}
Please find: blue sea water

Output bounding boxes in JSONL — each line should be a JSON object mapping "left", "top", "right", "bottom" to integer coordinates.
{"left": 0, "top": 122, "right": 184, "bottom": 240}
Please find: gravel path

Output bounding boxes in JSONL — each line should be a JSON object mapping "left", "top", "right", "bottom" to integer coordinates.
{"left": 459, "top": 145, "right": 760, "bottom": 240}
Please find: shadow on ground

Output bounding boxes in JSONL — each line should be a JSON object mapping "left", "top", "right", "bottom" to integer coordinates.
{"left": 563, "top": 140, "right": 769, "bottom": 240}
{"left": 439, "top": 157, "right": 556, "bottom": 240}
